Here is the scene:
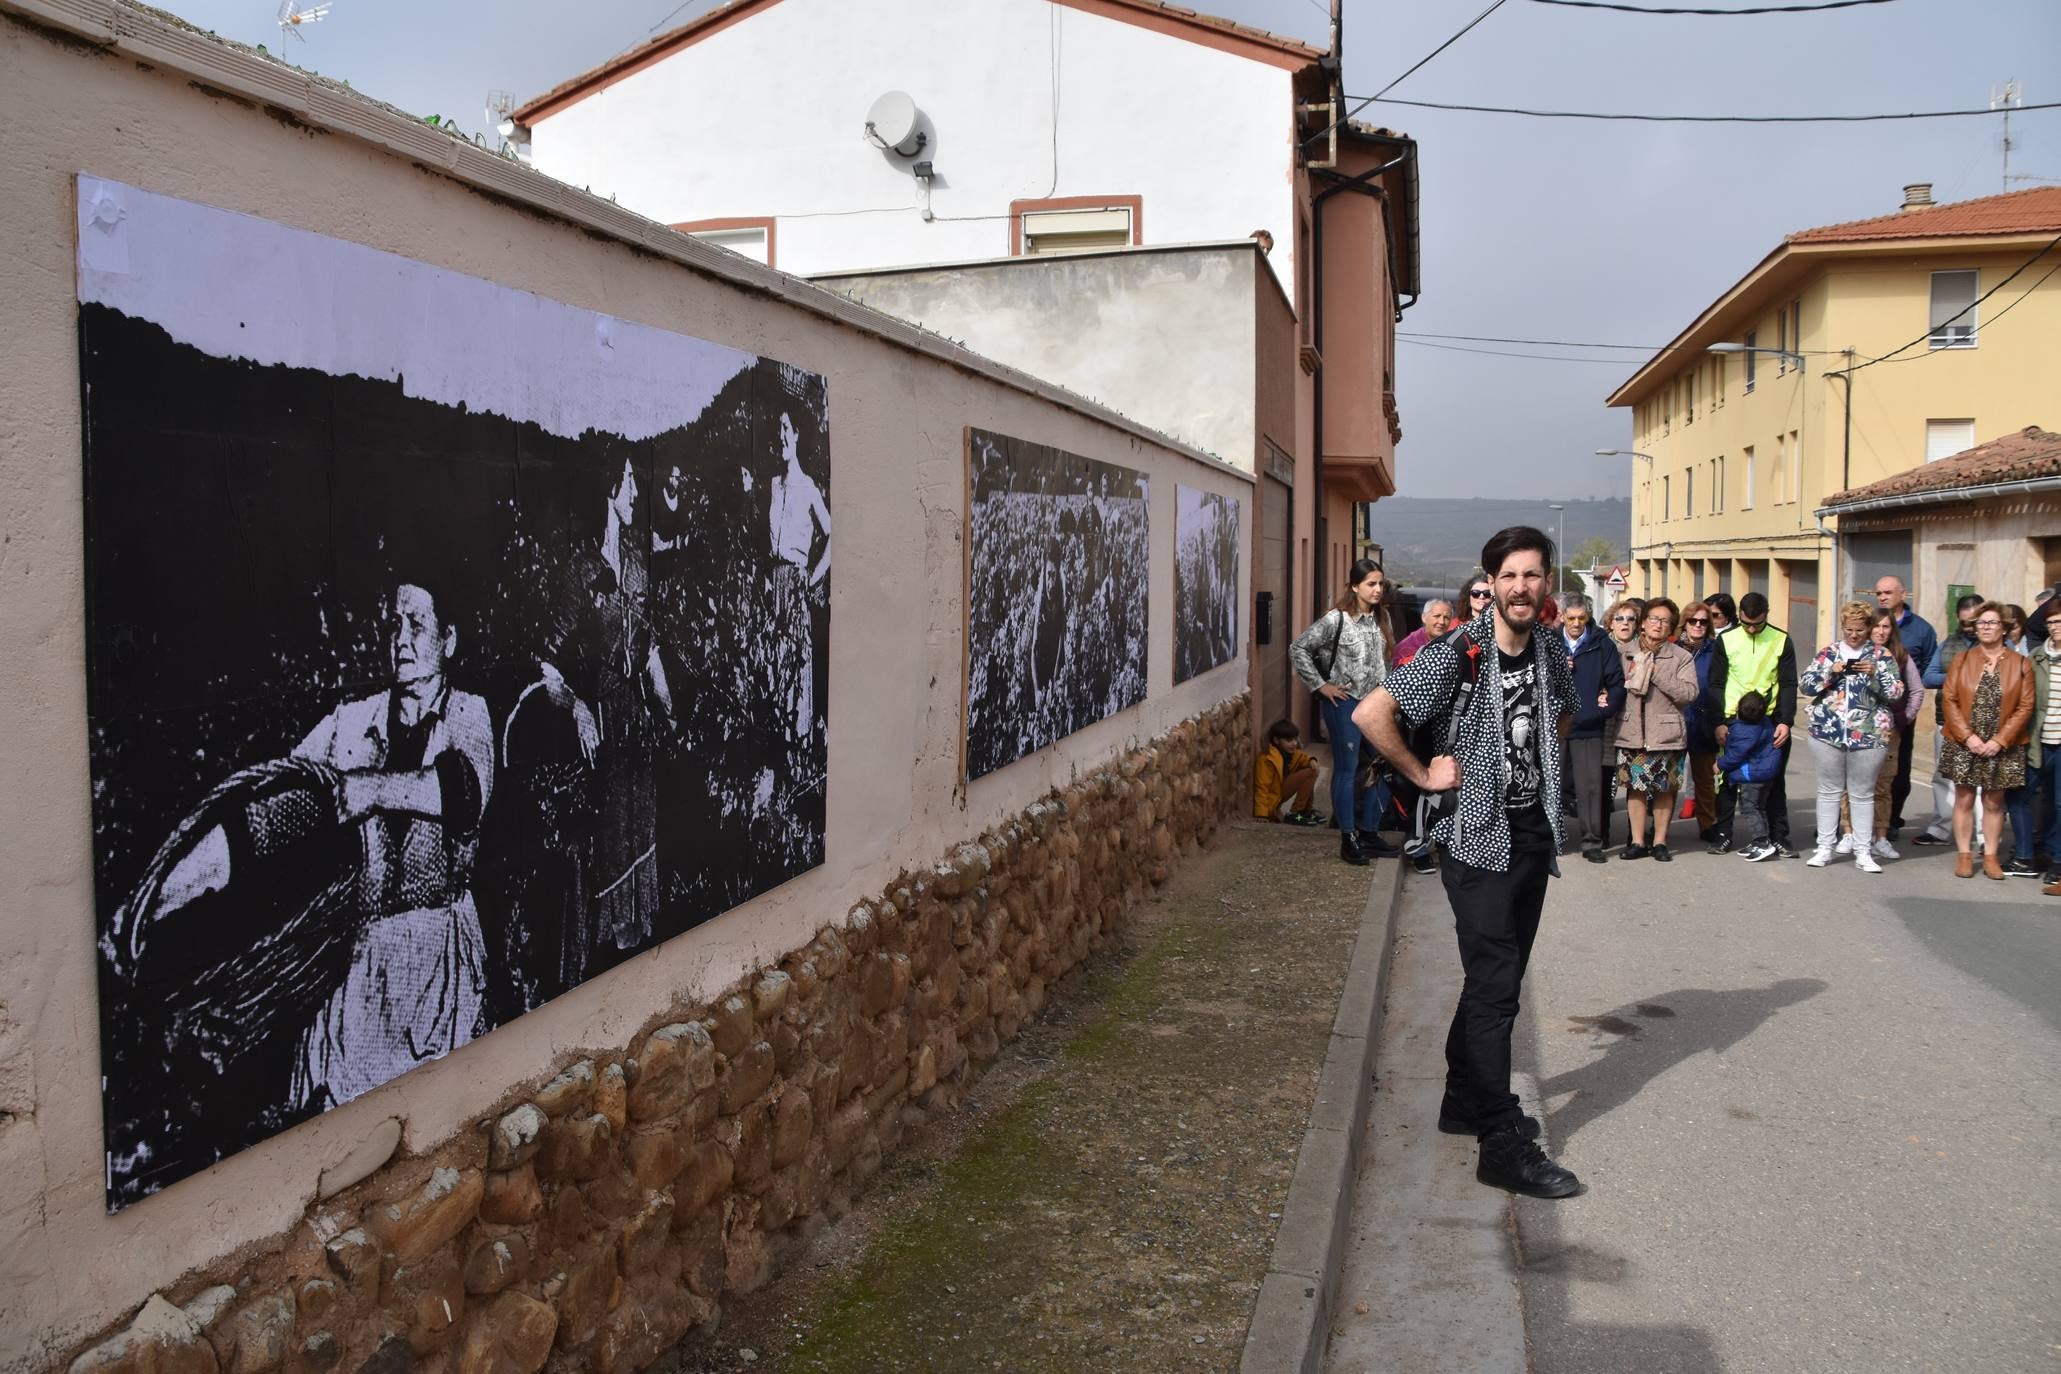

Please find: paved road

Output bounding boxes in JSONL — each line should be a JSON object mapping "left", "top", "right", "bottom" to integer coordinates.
{"left": 1516, "top": 784, "right": 2061, "bottom": 1371}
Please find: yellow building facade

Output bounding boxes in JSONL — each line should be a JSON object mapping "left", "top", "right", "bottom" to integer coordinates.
{"left": 1606, "top": 185, "right": 2061, "bottom": 645}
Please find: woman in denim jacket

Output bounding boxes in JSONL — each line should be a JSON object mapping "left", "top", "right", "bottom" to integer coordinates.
{"left": 1798, "top": 599, "right": 1906, "bottom": 872}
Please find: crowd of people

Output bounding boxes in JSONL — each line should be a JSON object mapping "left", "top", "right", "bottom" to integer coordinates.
{"left": 1267, "top": 565, "right": 2061, "bottom": 897}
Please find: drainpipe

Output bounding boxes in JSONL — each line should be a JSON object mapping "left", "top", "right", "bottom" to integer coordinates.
{"left": 1310, "top": 147, "right": 1411, "bottom": 620}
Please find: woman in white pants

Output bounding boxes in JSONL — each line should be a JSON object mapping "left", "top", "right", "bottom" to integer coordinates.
{"left": 1798, "top": 600, "right": 1906, "bottom": 872}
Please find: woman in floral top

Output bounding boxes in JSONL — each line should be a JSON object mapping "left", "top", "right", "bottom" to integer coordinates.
{"left": 1798, "top": 600, "right": 1905, "bottom": 872}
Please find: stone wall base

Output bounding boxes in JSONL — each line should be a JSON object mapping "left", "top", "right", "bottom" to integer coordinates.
{"left": 62, "top": 694, "right": 1251, "bottom": 1374}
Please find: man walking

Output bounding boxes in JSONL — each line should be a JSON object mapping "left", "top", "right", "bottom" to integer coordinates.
{"left": 1707, "top": 593, "right": 1798, "bottom": 856}
{"left": 1358, "top": 526, "right": 1582, "bottom": 1199}
{"left": 1556, "top": 593, "right": 1623, "bottom": 863}
{"left": 1873, "top": 576, "right": 1938, "bottom": 837}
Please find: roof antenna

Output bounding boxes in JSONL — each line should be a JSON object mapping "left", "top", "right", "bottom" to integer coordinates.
{"left": 1992, "top": 78, "right": 2019, "bottom": 193}
{"left": 276, "top": 1, "right": 332, "bottom": 42}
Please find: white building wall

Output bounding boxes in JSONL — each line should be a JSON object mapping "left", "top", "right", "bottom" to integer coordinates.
{"left": 528, "top": 0, "right": 1298, "bottom": 283}
{"left": 820, "top": 244, "right": 1262, "bottom": 466}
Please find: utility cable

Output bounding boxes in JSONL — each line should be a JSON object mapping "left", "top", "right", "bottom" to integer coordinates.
{"left": 1850, "top": 253, "right": 2061, "bottom": 369}
{"left": 1843, "top": 229, "right": 2061, "bottom": 373}
{"left": 1359, "top": 95, "right": 2061, "bottom": 122}
{"left": 1398, "top": 338, "right": 1643, "bottom": 363}
{"left": 1531, "top": 0, "right": 1897, "bottom": 12}
{"left": 1303, "top": 0, "right": 1510, "bottom": 147}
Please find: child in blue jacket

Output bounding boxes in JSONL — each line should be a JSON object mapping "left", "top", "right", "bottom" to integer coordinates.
{"left": 1718, "top": 692, "right": 1784, "bottom": 861}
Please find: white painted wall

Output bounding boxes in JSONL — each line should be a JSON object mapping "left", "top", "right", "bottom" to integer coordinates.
{"left": 529, "top": 0, "right": 1298, "bottom": 284}
{"left": 821, "top": 244, "right": 1261, "bottom": 467}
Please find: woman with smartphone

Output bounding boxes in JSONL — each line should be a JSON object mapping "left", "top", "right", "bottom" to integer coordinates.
{"left": 1798, "top": 600, "right": 1906, "bottom": 873}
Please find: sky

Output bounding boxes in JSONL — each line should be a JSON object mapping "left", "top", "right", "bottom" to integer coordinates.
{"left": 162, "top": 0, "right": 2059, "bottom": 500}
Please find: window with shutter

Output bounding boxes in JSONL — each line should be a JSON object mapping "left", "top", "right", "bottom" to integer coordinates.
{"left": 1925, "top": 418, "right": 1975, "bottom": 462}
{"left": 1928, "top": 270, "right": 1979, "bottom": 348}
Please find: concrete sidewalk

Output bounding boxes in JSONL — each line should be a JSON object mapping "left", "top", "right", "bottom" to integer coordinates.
{"left": 1320, "top": 869, "right": 1531, "bottom": 1374}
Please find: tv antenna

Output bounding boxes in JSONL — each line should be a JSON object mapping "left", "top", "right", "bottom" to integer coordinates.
{"left": 486, "top": 90, "right": 516, "bottom": 151}
{"left": 1993, "top": 79, "right": 2020, "bottom": 193}
{"left": 276, "top": 1, "right": 332, "bottom": 42}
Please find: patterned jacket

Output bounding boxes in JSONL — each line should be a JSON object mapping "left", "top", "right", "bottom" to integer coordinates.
{"left": 1797, "top": 642, "right": 1905, "bottom": 750}
{"left": 1290, "top": 607, "right": 1391, "bottom": 699}
{"left": 1383, "top": 611, "right": 1575, "bottom": 874}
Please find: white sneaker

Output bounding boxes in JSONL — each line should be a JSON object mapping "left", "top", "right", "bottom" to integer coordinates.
{"left": 1872, "top": 838, "right": 1900, "bottom": 860}
{"left": 1855, "top": 848, "right": 1882, "bottom": 874}
{"left": 1835, "top": 833, "right": 1857, "bottom": 854}
{"left": 1806, "top": 846, "right": 1834, "bottom": 868}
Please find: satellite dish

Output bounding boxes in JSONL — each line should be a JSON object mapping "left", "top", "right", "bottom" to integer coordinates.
{"left": 864, "top": 91, "right": 927, "bottom": 158}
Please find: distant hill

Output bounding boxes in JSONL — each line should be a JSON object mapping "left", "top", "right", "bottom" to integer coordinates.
{"left": 1366, "top": 497, "right": 1631, "bottom": 587}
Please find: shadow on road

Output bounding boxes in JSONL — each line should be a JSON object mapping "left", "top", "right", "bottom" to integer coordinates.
{"left": 1886, "top": 896, "right": 2061, "bottom": 1035}
{"left": 1539, "top": 978, "right": 1827, "bottom": 1144}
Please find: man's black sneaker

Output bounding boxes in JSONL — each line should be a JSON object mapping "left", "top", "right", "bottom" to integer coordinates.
{"left": 1771, "top": 843, "right": 1797, "bottom": 860}
{"left": 1361, "top": 832, "right": 1402, "bottom": 858}
{"left": 1439, "top": 1110, "right": 1541, "bottom": 1140}
{"left": 1476, "top": 1128, "right": 1582, "bottom": 1199}
{"left": 1706, "top": 836, "right": 1732, "bottom": 855}
{"left": 1698, "top": 827, "right": 1720, "bottom": 844}
{"left": 1582, "top": 848, "right": 1608, "bottom": 865}
{"left": 2005, "top": 857, "right": 2042, "bottom": 878}
{"left": 1410, "top": 849, "right": 1437, "bottom": 875}
{"left": 1340, "top": 831, "right": 1372, "bottom": 867}
{"left": 1912, "top": 832, "right": 1951, "bottom": 847}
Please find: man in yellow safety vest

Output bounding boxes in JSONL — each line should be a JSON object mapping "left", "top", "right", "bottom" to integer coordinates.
{"left": 1706, "top": 592, "right": 1799, "bottom": 856}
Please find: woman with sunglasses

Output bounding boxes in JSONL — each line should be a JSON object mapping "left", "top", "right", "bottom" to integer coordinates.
{"left": 1938, "top": 602, "right": 2033, "bottom": 879}
{"left": 1613, "top": 598, "right": 1698, "bottom": 860}
{"left": 1461, "top": 576, "right": 1495, "bottom": 622}
{"left": 1677, "top": 601, "right": 1722, "bottom": 843}
{"left": 1291, "top": 559, "right": 1399, "bottom": 866}
{"left": 1599, "top": 597, "right": 1644, "bottom": 834}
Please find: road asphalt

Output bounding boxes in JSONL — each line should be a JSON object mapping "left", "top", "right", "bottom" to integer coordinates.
{"left": 1331, "top": 772, "right": 2061, "bottom": 1372}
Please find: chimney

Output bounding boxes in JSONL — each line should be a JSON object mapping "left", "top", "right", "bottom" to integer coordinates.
{"left": 1901, "top": 182, "right": 1935, "bottom": 211}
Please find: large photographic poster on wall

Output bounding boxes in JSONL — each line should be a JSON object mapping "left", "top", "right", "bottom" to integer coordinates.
{"left": 75, "top": 177, "right": 830, "bottom": 1209}
{"left": 1173, "top": 485, "right": 1240, "bottom": 683}
{"left": 963, "top": 428, "right": 1148, "bottom": 780}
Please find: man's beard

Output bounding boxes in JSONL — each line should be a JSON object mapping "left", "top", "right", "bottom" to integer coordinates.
{"left": 1496, "top": 591, "right": 1536, "bottom": 628}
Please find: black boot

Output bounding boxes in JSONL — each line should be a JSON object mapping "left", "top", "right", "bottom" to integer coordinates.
{"left": 1476, "top": 1124, "right": 1582, "bottom": 1199}
{"left": 1340, "top": 830, "right": 1371, "bottom": 866}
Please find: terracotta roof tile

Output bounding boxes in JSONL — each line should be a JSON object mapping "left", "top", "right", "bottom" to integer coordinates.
{"left": 1787, "top": 186, "right": 2061, "bottom": 245}
{"left": 1824, "top": 425, "right": 2061, "bottom": 507}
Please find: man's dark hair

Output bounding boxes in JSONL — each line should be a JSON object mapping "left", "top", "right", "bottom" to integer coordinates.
{"left": 1267, "top": 718, "right": 1299, "bottom": 744}
{"left": 1739, "top": 591, "right": 1770, "bottom": 620}
{"left": 1737, "top": 690, "right": 1767, "bottom": 724}
{"left": 1955, "top": 593, "right": 1984, "bottom": 616}
{"left": 1707, "top": 592, "right": 1737, "bottom": 623}
{"left": 1479, "top": 525, "right": 1555, "bottom": 580}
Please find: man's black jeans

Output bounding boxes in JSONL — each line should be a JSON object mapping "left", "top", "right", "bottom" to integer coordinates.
{"left": 1439, "top": 844, "right": 1552, "bottom": 1137}
{"left": 1889, "top": 724, "right": 1915, "bottom": 831}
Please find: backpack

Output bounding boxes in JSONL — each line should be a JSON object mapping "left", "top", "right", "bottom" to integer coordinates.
{"left": 1388, "top": 625, "right": 1487, "bottom": 836}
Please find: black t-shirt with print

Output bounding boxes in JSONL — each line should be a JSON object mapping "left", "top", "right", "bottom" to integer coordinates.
{"left": 1499, "top": 638, "right": 1554, "bottom": 854}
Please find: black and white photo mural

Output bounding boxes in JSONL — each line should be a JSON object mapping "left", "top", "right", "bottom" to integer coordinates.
{"left": 963, "top": 428, "right": 1149, "bottom": 780}
{"left": 1172, "top": 485, "right": 1241, "bottom": 683}
{"left": 75, "top": 177, "right": 830, "bottom": 1209}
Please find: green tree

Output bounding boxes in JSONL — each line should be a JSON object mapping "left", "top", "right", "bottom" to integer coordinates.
{"left": 1570, "top": 536, "right": 1617, "bottom": 571}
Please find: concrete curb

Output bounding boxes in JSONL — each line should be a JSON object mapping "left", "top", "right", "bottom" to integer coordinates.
{"left": 1239, "top": 853, "right": 1408, "bottom": 1374}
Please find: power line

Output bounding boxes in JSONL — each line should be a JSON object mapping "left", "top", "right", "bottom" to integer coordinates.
{"left": 1531, "top": 0, "right": 1896, "bottom": 12}
{"left": 1854, "top": 253, "right": 2061, "bottom": 370}
{"left": 1358, "top": 95, "right": 2061, "bottom": 123}
{"left": 1845, "top": 229, "right": 2061, "bottom": 373}
{"left": 1304, "top": 0, "right": 1510, "bottom": 147}
{"left": 1399, "top": 338, "right": 1638, "bottom": 363}
{"left": 1402, "top": 330, "right": 1679, "bottom": 351}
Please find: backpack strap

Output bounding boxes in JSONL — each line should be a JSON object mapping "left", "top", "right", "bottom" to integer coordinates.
{"left": 1438, "top": 625, "right": 1485, "bottom": 756}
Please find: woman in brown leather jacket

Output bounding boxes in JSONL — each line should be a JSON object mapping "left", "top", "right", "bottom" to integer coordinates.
{"left": 1938, "top": 601, "right": 2034, "bottom": 879}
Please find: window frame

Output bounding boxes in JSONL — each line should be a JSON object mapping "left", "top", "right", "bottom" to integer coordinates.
{"left": 1928, "top": 269, "right": 1980, "bottom": 349}
{"left": 672, "top": 217, "right": 777, "bottom": 269}
{"left": 1009, "top": 194, "right": 1144, "bottom": 257}
{"left": 1743, "top": 330, "right": 1757, "bottom": 392}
